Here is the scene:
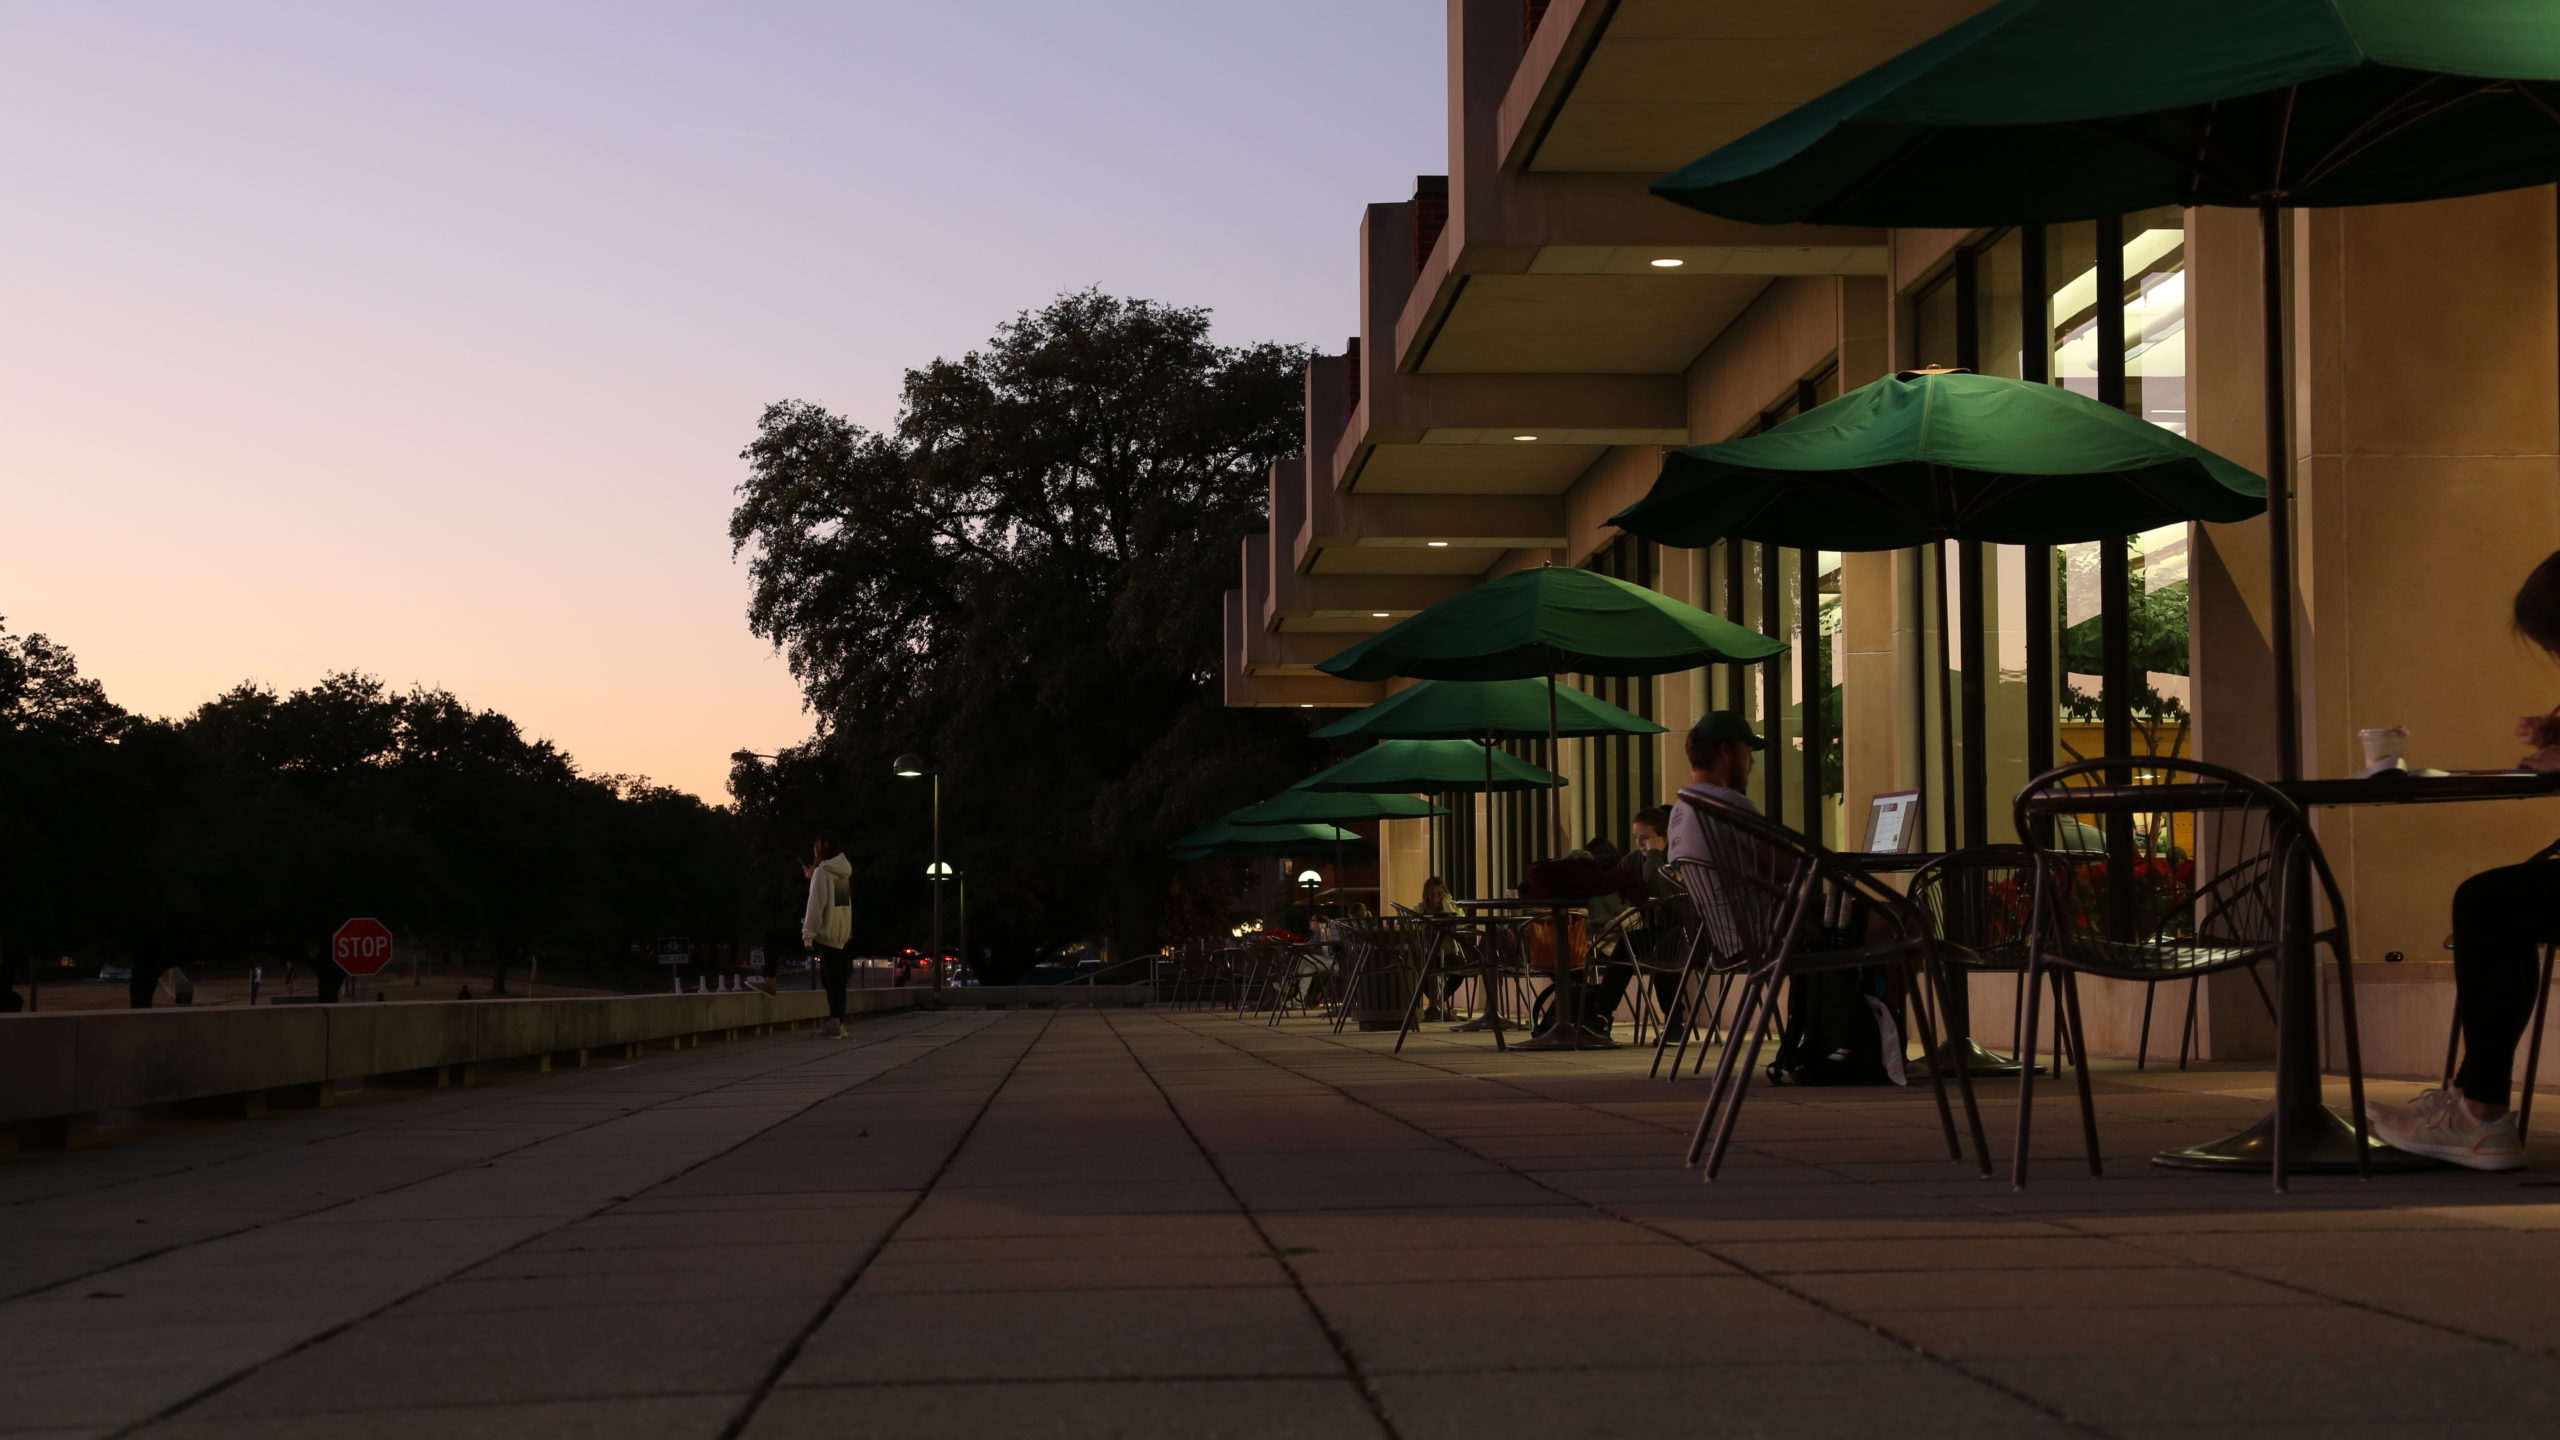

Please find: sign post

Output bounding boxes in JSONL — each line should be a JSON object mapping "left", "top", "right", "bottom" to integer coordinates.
{"left": 332, "top": 918, "right": 394, "bottom": 1002}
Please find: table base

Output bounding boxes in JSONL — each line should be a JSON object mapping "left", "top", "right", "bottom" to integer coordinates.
{"left": 1919, "top": 1037, "right": 2026, "bottom": 1079}
{"left": 2152, "top": 1105, "right": 2437, "bottom": 1175}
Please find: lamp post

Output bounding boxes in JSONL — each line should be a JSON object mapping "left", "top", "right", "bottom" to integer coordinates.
{"left": 927, "top": 861, "right": 964, "bottom": 984}
{"left": 1296, "top": 867, "right": 1322, "bottom": 924}
{"left": 893, "top": 754, "right": 944, "bottom": 990}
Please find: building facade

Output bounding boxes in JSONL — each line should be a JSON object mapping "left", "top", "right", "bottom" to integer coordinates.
{"left": 1222, "top": 0, "right": 2560, "bottom": 1073}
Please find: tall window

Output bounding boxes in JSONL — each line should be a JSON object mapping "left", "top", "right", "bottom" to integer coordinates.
{"left": 1577, "top": 536, "right": 1659, "bottom": 851}
{"left": 1910, "top": 209, "right": 2194, "bottom": 846}
{"left": 1701, "top": 365, "right": 1845, "bottom": 844}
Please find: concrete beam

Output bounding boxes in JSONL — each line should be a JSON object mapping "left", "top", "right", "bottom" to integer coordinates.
{"left": 1223, "top": 589, "right": 1383, "bottom": 708}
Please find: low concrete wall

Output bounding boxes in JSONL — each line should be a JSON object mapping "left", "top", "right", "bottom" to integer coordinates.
{"left": 0, "top": 983, "right": 1168, "bottom": 1147}
{"left": 0, "top": 989, "right": 905, "bottom": 1135}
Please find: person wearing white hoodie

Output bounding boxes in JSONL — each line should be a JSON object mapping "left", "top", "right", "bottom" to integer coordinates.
{"left": 801, "top": 834, "right": 856, "bottom": 1038}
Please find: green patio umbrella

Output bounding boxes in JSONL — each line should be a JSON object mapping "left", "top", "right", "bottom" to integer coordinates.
{"left": 1310, "top": 678, "right": 1665, "bottom": 743}
{"left": 1608, "top": 371, "right": 2266, "bottom": 551}
{"left": 1294, "top": 739, "right": 1561, "bottom": 794}
{"left": 1313, "top": 682, "right": 1654, "bottom": 894}
{"left": 1167, "top": 819, "right": 1371, "bottom": 862}
{"left": 1220, "top": 789, "right": 1446, "bottom": 902}
{"left": 1651, "top": 0, "right": 2560, "bottom": 227}
{"left": 1296, "top": 739, "right": 1561, "bottom": 898}
{"left": 1225, "top": 789, "right": 1448, "bottom": 826}
{"left": 1648, "top": 0, "right": 2560, "bottom": 780}
{"left": 1319, "top": 566, "right": 1782, "bottom": 852}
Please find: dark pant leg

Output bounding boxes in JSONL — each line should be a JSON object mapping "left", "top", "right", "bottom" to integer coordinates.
{"left": 1577, "top": 962, "right": 1635, "bottom": 1032}
{"left": 817, "top": 946, "right": 851, "bottom": 1021}
{"left": 2451, "top": 862, "right": 2560, "bottom": 1108}
{"left": 128, "top": 964, "right": 167, "bottom": 1008}
{"left": 1648, "top": 970, "right": 1686, "bottom": 1033}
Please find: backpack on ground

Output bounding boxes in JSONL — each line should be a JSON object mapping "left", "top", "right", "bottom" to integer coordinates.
{"left": 1766, "top": 960, "right": 1907, "bottom": 1087}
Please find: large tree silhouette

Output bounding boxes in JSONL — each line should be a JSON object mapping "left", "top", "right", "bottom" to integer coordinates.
{"left": 730, "top": 291, "right": 1320, "bottom": 966}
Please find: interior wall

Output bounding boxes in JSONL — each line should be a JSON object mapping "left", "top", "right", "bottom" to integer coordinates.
{"left": 2293, "top": 187, "right": 2560, "bottom": 965}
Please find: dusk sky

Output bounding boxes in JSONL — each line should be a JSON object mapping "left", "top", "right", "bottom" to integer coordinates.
{"left": 1, "top": 1, "right": 1444, "bottom": 798}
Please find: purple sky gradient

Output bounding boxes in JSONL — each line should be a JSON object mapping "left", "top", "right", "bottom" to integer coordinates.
{"left": 1, "top": 0, "right": 1444, "bottom": 796}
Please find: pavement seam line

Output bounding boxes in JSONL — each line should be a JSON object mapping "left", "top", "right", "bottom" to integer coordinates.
{"left": 87, "top": 1012, "right": 1006, "bottom": 1439}
{"left": 3, "top": 1010, "right": 958, "bottom": 1303}
{"left": 1167, "top": 1012, "right": 2125, "bottom": 1440}
{"left": 713, "top": 1012, "right": 1055, "bottom": 1440}
{"left": 1, "top": 1007, "right": 905, "bottom": 1211}
{"left": 1101, "top": 1010, "right": 1409, "bottom": 1440}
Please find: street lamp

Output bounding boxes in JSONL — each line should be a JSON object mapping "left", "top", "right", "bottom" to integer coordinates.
{"left": 1297, "top": 867, "right": 1322, "bottom": 923}
{"left": 893, "top": 754, "right": 945, "bottom": 989}
{"left": 927, "top": 861, "right": 965, "bottom": 984}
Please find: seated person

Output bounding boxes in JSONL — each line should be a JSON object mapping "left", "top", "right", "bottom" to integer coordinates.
{"left": 2371, "top": 552, "right": 2560, "bottom": 1171}
{"left": 1521, "top": 735, "right": 1755, "bottom": 1048}
{"left": 1670, "top": 709, "right": 1769, "bottom": 864}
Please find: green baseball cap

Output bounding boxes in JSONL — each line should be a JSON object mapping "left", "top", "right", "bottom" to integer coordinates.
{"left": 1687, "top": 710, "right": 1766, "bottom": 751}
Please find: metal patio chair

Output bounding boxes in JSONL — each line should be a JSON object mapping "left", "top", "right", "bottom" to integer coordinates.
{"left": 1672, "top": 791, "right": 1988, "bottom": 1181}
{"left": 2011, "top": 757, "right": 2369, "bottom": 1189}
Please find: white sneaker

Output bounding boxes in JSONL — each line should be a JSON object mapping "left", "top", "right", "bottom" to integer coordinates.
{"left": 2369, "top": 1087, "right": 2526, "bottom": 1172}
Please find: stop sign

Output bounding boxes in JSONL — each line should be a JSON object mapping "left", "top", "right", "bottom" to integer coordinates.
{"left": 332, "top": 917, "right": 395, "bottom": 976}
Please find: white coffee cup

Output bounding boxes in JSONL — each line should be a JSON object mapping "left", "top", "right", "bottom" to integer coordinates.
{"left": 2359, "top": 726, "right": 2409, "bottom": 771}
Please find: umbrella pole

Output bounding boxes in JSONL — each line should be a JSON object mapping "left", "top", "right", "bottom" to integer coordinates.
{"left": 1933, "top": 545, "right": 1958, "bottom": 850}
{"left": 2260, "top": 202, "right": 2301, "bottom": 781}
{"left": 1482, "top": 735, "right": 1495, "bottom": 895}
{"left": 1545, "top": 672, "right": 1565, "bottom": 857}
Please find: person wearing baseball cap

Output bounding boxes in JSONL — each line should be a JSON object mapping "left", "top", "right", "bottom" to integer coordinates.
{"left": 1668, "top": 710, "right": 1766, "bottom": 865}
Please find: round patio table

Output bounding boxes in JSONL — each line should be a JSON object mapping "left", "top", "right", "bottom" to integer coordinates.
{"left": 1451, "top": 897, "right": 1610, "bottom": 1049}
{"left": 2023, "top": 769, "right": 2560, "bottom": 1182}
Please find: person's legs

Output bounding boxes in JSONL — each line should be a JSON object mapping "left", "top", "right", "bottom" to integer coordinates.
{"left": 1578, "top": 962, "right": 1635, "bottom": 1035}
{"left": 2451, "top": 862, "right": 2560, "bottom": 1109}
{"left": 2374, "top": 860, "right": 2557, "bottom": 1171}
{"left": 818, "top": 945, "right": 851, "bottom": 1031}
{"left": 128, "top": 962, "right": 166, "bottom": 1009}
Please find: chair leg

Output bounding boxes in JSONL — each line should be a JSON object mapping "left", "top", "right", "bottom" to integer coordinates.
{"left": 1687, "top": 973, "right": 1767, "bottom": 1167}
{"left": 2059, "top": 972, "right": 2102, "bottom": 1177}
{"left": 1390, "top": 962, "right": 1434, "bottom": 1055}
{"left": 2518, "top": 945, "right": 2556, "bottom": 1144}
{"left": 2177, "top": 976, "right": 2202, "bottom": 1071}
{"left": 2010, "top": 967, "right": 2029, "bottom": 1060}
{"left": 2011, "top": 955, "right": 2047, "bottom": 1191}
{"left": 1704, "top": 972, "right": 1784, "bottom": 1182}
{"left": 2325, "top": 937, "right": 2371, "bottom": 1179}
{"left": 2136, "top": 982, "right": 2157, "bottom": 1071}
{"left": 1329, "top": 952, "right": 1366, "bottom": 1034}
{"left": 1696, "top": 972, "right": 1738, "bottom": 1076}
{"left": 1906, "top": 954, "right": 1985, "bottom": 1173}
{"left": 1651, "top": 955, "right": 1704, "bottom": 1080}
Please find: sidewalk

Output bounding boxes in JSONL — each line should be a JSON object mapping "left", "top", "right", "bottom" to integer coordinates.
{"left": 4, "top": 1009, "right": 2558, "bottom": 1439}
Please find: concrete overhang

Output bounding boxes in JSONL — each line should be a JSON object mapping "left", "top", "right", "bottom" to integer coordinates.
{"left": 1260, "top": 460, "right": 1480, "bottom": 633}
{"left": 1498, "top": 0, "right": 2000, "bottom": 175}
{"left": 1376, "top": 2, "right": 1902, "bottom": 380}
{"left": 1224, "top": 587, "right": 1386, "bottom": 709}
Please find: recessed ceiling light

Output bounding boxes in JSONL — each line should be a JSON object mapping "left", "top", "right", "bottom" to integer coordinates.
{"left": 1512, "top": 434, "right": 1539, "bottom": 442}
{"left": 1299, "top": 703, "right": 1313, "bottom": 708}
{"left": 1426, "top": 540, "right": 1450, "bottom": 548}
{"left": 1371, "top": 611, "right": 1391, "bottom": 618}
{"left": 1650, "top": 257, "right": 1685, "bottom": 268}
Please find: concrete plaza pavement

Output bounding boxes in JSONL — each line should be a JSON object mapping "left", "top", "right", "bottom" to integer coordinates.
{"left": 7, "top": 1009, "right": 2560, "bottom": 1440}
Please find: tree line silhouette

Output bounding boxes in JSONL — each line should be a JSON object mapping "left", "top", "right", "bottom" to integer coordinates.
{"left": 0, "top": 623, "right": 752, "bottom": 999}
